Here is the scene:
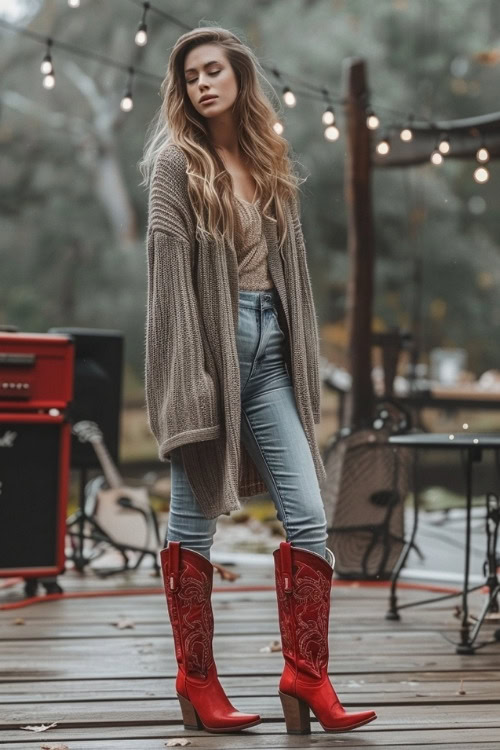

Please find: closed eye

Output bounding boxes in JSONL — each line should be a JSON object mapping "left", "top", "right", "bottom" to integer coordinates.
{"left": 186, "top": 71, "right": 220, "bottom": 85}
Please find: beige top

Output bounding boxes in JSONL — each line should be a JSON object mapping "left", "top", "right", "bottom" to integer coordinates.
{"left": 234, "top": 196, "right": 274, "bottom": 291}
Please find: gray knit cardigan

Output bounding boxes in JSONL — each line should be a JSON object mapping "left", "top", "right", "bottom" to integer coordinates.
{"left": 144, "top": 143, "right": 326, "bottom": 519}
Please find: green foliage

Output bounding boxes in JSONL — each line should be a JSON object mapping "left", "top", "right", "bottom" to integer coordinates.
{"left": 1, "top": 0, "right": 499, "bottom": 391}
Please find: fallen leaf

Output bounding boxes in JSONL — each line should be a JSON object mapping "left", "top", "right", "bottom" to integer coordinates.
{"left": 40, "top": 744, "right": 70, "bottom": 749}
{"left": 111, "top": 618, "right": 135, "bottom": 629}
{"left": 457, "top": 678, "right": 466, "bottom": 695}
{"left": 21, "top": 722, "right": 58, "bottom": 732}
{"left": 259, "top": 639, "right": 282, "bottom": 653}
{"left": 165, "top": 740, "right": 191, "bottom": 747}
{"left": 13, "top": 617, "right": 25, "bottom": 625}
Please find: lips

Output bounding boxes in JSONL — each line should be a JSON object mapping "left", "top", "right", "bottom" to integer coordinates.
{"left": 200, "top": 96, "right": 217, "bottom": 104}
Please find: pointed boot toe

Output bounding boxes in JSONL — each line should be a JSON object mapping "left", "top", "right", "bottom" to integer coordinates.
{"left": 274, "top": 542, "right": 378, "bottom": 734}
{"left": 160, "top": 542, "right": 261, "bottom": 733}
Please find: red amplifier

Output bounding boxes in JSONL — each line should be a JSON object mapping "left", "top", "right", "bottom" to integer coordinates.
{"left": 0, "top": 332, "right": 74, "bottom": 580}
{"left": 0, "top": 332, "right": 74, "bottom": 411}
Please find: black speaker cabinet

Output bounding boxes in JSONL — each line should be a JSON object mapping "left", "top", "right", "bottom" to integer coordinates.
{"left": 0, "top": 412, "right": 71, "bottom": 576}
{"left": 48, "top": 327, "right": 124, "bottom": 470}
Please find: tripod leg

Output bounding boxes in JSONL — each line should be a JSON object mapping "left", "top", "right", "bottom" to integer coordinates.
{"left": 386, "top": 447, "right": 420, "bottom": 620}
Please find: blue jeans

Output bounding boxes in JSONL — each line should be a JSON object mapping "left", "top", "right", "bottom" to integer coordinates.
{"left": 166, "top": 287, "right": 327, "bottom": 560}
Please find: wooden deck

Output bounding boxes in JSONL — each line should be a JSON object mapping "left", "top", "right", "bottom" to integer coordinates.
{"left": 1, "top": 560, "right": 500, "bottom": 749}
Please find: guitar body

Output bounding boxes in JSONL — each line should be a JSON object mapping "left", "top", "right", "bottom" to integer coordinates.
{"left": 73, "top": 420, "right": 160, "bottom": 557}
{"left": 93, "top": 486, "right": 156, "bottom": 553}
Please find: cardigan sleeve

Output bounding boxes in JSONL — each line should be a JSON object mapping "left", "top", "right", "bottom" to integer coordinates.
{"left": 290, "top": 194, "right": 322, "bottom": 425}
{"left": 144, "top": 150, "right": 220, "bottom": 460}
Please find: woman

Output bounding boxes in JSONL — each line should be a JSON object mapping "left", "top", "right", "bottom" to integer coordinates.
{"left": 140, "top": 26, "right": 376, "bottom": 736}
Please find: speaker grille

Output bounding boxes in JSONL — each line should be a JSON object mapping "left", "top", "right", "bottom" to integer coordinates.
{"left": 0, "top": 421, "right": 61, "bottom": 569}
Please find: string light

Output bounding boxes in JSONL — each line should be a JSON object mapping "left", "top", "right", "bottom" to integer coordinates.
{"left": 40, "top": 38, "right": 53, "bottom": 75}
{"left": 320, "top": 88, "right": 339, "bottom": 139}
{"left": 135, "top": 2, "right": 150, "bottom": 47}
{"left": 120, "top": 67, "right": 135, "bottom": 112}
{"left": 438, "top": 133, "right": 450, "bottom": 154}
{"left": 271, "top": 67, "right": 297, "bottom": 108}
{"left": 376, "top": 135, "right": 390, "bottom": 155}
{"left": 322, "top": 105, "right": 336, "bottom": 126}
{"left": 41, "top": 38, "right": 55, "bottom": 88}
{"left": 283, "top": 86, "right": 296, "bottom": 108}
{"left": 399, "top": 113, "right": 414, "bottom": 141}
{"left": 430, "top": 148, "right": 443, "bottom": 165}
{"left": 476, "top": 146, "right": 490, "bottom": 162}
{"left": 400, "top": 126, "right": 413, "bottom": 141}
{"left": 366, "top": 108, "right": 380, "bottom": 130}
{"left": 0, "top": 8, "right": 497, "bottom": 191}
{"left": 474, "top": 165, "right": 489, "bottom": 183}
{"left": 43, "top": 73, "right": 55, "bottom": 89}
{"left": 324, "top": 124, "right": 340, "bottom": 141}
{"left": 476, "top": 137, "right": 490, "bottom": 163}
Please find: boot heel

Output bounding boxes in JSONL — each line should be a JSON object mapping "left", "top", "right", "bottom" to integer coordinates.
{"left": 279, "top": 690, "right": 311, "bottom": 734}
{"left": 177, "top": 692, "right": 203, "bottom": 730}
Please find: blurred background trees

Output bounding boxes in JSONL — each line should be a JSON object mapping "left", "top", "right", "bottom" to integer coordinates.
{"left": 2, "top": 0, "right": 500, "bottom": 405}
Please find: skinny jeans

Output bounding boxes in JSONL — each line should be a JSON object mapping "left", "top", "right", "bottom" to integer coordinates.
{"left": 166, "top": 287, "right": 328, "bottom": 560}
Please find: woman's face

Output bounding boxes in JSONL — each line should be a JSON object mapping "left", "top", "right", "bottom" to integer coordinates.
{"left": 184, "top": 43, "right": 239, "bottom": 119}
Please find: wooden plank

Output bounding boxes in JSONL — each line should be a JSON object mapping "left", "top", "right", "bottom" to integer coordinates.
{"left": 1, "top": 717, "right": 500, "bottom": 746}
{"left": 0, "top": 631, "right": 462, "bottom": 654}
{"left": 1, "top": 622, "right": 481, "bottom": 638}
{"left": 1, "top": 736, "right": 500, "bottom": 750}
{"left": 1, "top": 599, "right": 492, "bottom": 631}
{"left": 2, "top": 700, "right": 500, "bottom": 728}
{"left": 1, "top": 645, "right": 498, "bottom": 681}
{"left": 1, "top": 673, "right": 499, "bottom": 703}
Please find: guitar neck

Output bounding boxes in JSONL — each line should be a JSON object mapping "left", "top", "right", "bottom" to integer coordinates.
{"left": 91, "top": 440, "right": 123, "bottom": 489}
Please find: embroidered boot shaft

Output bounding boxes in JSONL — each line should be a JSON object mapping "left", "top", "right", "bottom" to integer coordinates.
{"left": 160, "top": 542, "right": 261, "bottom": 733}
{"left": 274, "top": 541, "right": 377, "bottom": 733}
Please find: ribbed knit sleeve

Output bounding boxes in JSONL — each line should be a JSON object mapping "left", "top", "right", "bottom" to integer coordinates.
{"left": 290, "top": 194, "right": 322, "bottom": 424}
{"left": 144, "top": 147, "right": 221, "bottom": 461}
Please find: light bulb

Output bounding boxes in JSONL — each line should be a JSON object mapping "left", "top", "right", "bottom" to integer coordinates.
{"left": 68, "top": 0, "right": 80, "bottom": 6}
{"left": 43, "top": 74, "right": 55, "bottom": 89}
{"left": 400, "top": 127, "right": 413, "bottom": 141}
{"left": 324, "top": 125, "right": 340, "bottom": 141}
{"left": 367, "top": 113, "right": 380, "bottom": 130}
{"left": 283, "top": 88, "right": 296, "bottom": 108}
{"left": 476, "top": 146, "right": 489, "bottom": 163}
{"left": 438, "top": 136, "right": 450, "bottom": 154}
{"left": 376, "top": 138, "right": 390, "bottom": 155}
{"left": 41, "top": 58, "right": 53, "bottom": 75}
{"left": 120, "top": 94, "right": 133, "bottom": 112}
{"left": 474, "top": 166, "right": 489, "bottom": 183}
{"left": 135, "top": 24, "right": 147, "bottom": 46}
{"left": 431, "top": 150, "right": 443, "bottom": 165}
{"left": 322, "top": 108, "right": 335, "bottom": 126}
{"left": 273, "top": 121, "right": 284, "bottom": 135}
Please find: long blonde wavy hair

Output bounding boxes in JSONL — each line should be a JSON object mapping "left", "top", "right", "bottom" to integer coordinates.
{"left": 138, "top": 26, "right": 306, "bottom": 250}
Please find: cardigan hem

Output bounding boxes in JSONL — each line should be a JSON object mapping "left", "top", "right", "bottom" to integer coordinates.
{"left": 158, "top": 424, "right": 222, "bottom": 462}
{"left": 239, "top": 480, "right": 268, "bottom": 497}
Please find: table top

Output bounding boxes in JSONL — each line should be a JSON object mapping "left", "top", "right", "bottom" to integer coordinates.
{"left": 389, "top": 432, "right": 500, "bottom": 448}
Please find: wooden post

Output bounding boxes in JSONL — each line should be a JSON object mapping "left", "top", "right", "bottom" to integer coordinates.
{"left": 342, "top": 58, "right": 375, "bottom": 429}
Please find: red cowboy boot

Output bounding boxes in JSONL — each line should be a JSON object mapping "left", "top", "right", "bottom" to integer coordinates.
{"left": 273, "top": 541, "right": 377, "bottom": 733}
{"left": 160, "top": 541, "right": 261, "bottom": 733}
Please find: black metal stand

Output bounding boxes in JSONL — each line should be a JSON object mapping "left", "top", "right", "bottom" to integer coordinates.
{"left": 66, "top": 468, "right": 161, "bottom": 577}
{"left": 385, "top": 435, "right": 500, "bottom": 654}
